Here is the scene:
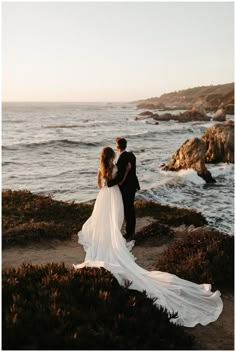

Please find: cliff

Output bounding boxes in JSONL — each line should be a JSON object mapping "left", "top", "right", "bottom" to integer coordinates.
{"left": 134, "top": 82, "right": 234, "bottom": 112}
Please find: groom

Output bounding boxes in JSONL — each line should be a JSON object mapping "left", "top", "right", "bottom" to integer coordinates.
{"left": 107, "top": 137, "right": 140, "bottom": 240}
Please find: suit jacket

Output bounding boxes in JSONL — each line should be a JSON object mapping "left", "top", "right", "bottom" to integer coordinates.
{"left": 107, "top": 151, "right": 140, "bottom": 193}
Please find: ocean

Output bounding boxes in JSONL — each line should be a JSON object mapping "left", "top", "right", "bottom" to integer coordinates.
{"left": 2, "top": 102, "right": 234, "bottom": 235}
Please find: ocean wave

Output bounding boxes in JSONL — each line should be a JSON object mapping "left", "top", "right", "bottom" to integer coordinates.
{"left": 2, "top": 161, "right": 21, "bottom": 166}
{"left": 125, "top": 130, "right": 158, "bottom": 139}
{"left": 44, "top": 124, "right": 83, "bottom": 129}
{"left": 207, "top": 163, "right": 234, "bottom": 178}
{"left": 2, "top": 139, "right": 101, "bottom": 150}
{"left": 160, "top": 168, "right": 206, "bottom": 185}
{"left": 2, "top": 119, "right": 24, "bottom": 124}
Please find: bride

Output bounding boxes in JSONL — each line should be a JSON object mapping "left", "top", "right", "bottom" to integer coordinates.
{"left": 73, "top": 146, "right": 223, "bottom": 327}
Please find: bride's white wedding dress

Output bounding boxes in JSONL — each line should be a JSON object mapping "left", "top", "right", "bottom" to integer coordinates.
{"left": 73, "top": 167, "right": 223, "bottom": 327}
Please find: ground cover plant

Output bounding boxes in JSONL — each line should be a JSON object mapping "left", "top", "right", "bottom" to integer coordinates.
{"left": 2, "top": 190, "right": 93, "bottom": 246}
{"left": 156, "top": 228, "right": 234, "bottom": 291}
{"left": 2, "top": 263, "right": 195, "bottom": 350}
{"left": 135, "top": 200, "right": 207, "bottom": 227}
{"left": 135, "top": 221, "right": 175, "bottom": 246}
{"left": 3, "top": 191, "right": 207, "bottom": 247}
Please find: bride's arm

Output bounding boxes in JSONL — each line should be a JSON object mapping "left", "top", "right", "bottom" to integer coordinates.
{"left": 119, "top": 162, "right": 131, "bottom": 186}
{"left": 97, "top": 169, "right": 102, "bottom": 189}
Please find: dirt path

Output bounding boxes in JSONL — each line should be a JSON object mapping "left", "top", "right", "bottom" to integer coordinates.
{"left": 2, "top": 216, "right": 234, "bottom": 350}
{"left": 2, "top": 216, "right": 155, "bottom": 269}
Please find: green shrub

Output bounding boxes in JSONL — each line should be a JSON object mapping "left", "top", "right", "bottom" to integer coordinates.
{"left": 2, "top": 263, "right": 194, "bottom": 350}
{"left": 135, "top": 221, "right": 174, "bottom": 246}
{"left": 2, "top": 190, "right": 93, "bottom": 246}
{"left": 156, "top": 228, "right": 234, "bottom": 291}
{"left": 135, "top": 200, "right": 207, "bottom": 226}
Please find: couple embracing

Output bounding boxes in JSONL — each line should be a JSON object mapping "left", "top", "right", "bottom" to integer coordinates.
{"left": 74, "top": 137, "right": 223, "bottom": 328}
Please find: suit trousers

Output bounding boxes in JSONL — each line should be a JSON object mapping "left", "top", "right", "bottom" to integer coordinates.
{"left": 121, "top": 190, "right": 136, "bottom": 236}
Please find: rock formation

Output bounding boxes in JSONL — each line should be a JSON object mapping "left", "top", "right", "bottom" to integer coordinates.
{"left": 162, "top": 120, "right": 234, "bottom": 183}
{"left": 213, "top": 103, "right": 226, "bottom": 121}
{"left": 202, "top": 120, "right": 234, "bottom": 163}
{"left": 225, "top": 104, "right": 234, "bottom": 115}
{"left": 135, "top": 111, "right": 154, "bottom": 120}
{"left": 134, "top": 82, "right": 234, "bottom": 112}
{"left": 162, "top": 138, "right": 216, "bottom": 183}
{"left": 152, "top": 110, "right": 211, "bottom": 123}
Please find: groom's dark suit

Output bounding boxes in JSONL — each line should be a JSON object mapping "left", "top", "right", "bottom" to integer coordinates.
{"left": 107, "top": 150, "right": 140, "bottom": 238}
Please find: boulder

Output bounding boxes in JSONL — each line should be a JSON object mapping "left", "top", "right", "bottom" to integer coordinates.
{"left": 192, "top": 104, "right": 207, "bottom": 117}
{"left": 153, "top": 113, "right": 173, "bottom": 121}
{"left": 138, "top": 111, "right": 154, "bottom": 116}
{"left": 162, "top": 137, "right": 216, "bottom": 183}
{"left": 152, "top": 110, "right": 211, "bottom": 123}
{"left": 135, "top": 111, "right": 155, "bottom": 121}
{"left": 202, "top": 120, "right": 234, "bottom": 163}
{"left": 213, "top": 104, "right": 226, "bottom": 121}
{"left": 225, "top": 104, "right": 234, "bottom": 115}
{"left": 163, "top": 138, "right": 206, "bottom": 172}
{"left": 178, "top": 110, "right": 211, "bottom": 122}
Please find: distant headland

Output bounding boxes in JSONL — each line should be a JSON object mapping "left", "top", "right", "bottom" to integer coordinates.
{"left": 133, "top": 82, "right": 234, "bottom": 113}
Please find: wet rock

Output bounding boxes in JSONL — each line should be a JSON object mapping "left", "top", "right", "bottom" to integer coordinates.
{"left": 152, "top": 110, "right": 211, "bottom": 123}
{"left": 202, "top": 120, "right": 234, "bottom": 163}
{"left": 135, "top": 111, "right": 154, "bottom": 120}
{"left": 153, "top": 113, "right": 173, "bottom": 121}
{"left": 163, "top": 137, "right": 206, "bottom": 172}
{"left": 162, "top": 137, "right": 216, "bottom": 183}
{"left": 192, "top": 103, "right": 207, "bottom": 117}
{"left": 197, "top": 170, "right": 216, "bottom": 183}
{"left": 225, "top": 104, "right": 234, "bottom": 115}
{"left": 213, "top": 104, "right": 226, "bottom": 121}
{"left": 178, "top": 110, "right": 211, "bottom": 122}
{"left": 138, "top": 111, "right": 154, "bottom": 116}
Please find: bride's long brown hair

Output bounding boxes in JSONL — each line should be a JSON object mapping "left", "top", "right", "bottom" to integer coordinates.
{"left": 98, "top": 147, "right": 115, "bottom": 187}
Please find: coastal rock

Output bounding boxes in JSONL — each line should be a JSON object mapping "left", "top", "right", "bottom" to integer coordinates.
{"left": 192, "top": 103, "right": 207, "bottom": 117}
{"left": 225, "top": 104, "right": 234, "bottom": 115}
{"left": 135, "top": 111, "right": 154, "bottom": 120}
{"left": 152, "top": 113, "right": 172, "bottom": 121}
{"left": 162, "top": 137, "right": 216, "bottom": 183}
{"left": 213, "top": 104, "right": 226, "bottom": 121}
{"left": 202, "top": 120, "right": 234, "bottom": 163}
{"left": 138, "top": 111, "right": 154, "bottom": 116}
{"left": 178, "top": 110, "right": 211, "bottom": 122}
{"left": 152, "top": 110, "right": 211, "bottom": 123}
{"left": 134, "top": 83, "right": 234, "bottom": 112}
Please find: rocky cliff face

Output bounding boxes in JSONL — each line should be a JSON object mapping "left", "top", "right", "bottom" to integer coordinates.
{"left": 202, "top": 120, "right": 234, "bottom": 163}
{"left": 162, "top": 121, "right": 234, "bottom": 183}
{"left": 135, "top": 83, "right": 234, "bottom": 113}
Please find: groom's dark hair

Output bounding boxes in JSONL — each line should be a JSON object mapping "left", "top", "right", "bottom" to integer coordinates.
{"left": 116, "top": 137, "right": 127, "bottom": 151}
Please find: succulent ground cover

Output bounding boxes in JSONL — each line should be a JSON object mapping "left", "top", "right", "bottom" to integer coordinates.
{"left": 156, "top": 228, "right": 234, "bottom": 291}
{"left": 2, "top": 263, "right": 194, "bottom": 350}
{"left": 2, "top": 190, "right": 93, "bottom": 246}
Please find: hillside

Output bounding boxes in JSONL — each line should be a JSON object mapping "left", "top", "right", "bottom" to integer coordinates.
{"left": 134, "top": 82, "right": 234, "bottom": 112}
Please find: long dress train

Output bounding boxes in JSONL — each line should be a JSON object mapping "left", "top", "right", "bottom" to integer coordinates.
{"left": 73, "top": 174, "right": 223, "bottom": 327}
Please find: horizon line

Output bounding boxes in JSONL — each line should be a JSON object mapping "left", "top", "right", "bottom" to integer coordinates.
{"left": 2, "top": 100, "right": 132, "bottom": 104}
{"left": 2, "top": 81, "right": 234, "bottom": 105}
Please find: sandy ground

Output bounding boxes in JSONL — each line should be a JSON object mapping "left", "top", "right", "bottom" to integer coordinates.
{"left": 2, "top": 216, "right": 234, "bottom": 350}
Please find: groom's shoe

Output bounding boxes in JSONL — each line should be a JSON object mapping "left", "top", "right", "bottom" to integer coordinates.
{"left": 124, "top": 233, "right": 135, "bottom": 240}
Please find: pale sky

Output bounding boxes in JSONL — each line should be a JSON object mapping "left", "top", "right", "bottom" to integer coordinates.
{"left": 2, "top": 1, "right": 235, "bottom": 102}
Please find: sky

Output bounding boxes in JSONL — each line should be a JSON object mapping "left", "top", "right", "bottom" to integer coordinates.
{"left": 2, "top": 1, "right": 235, "bottom": 102}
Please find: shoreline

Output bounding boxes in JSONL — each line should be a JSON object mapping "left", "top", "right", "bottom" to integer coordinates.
{"left": 2, "top": 215, "right": 234, "bottom": 350}
{"left": 2, "top": 190, "right": 234, "bottom": 350}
